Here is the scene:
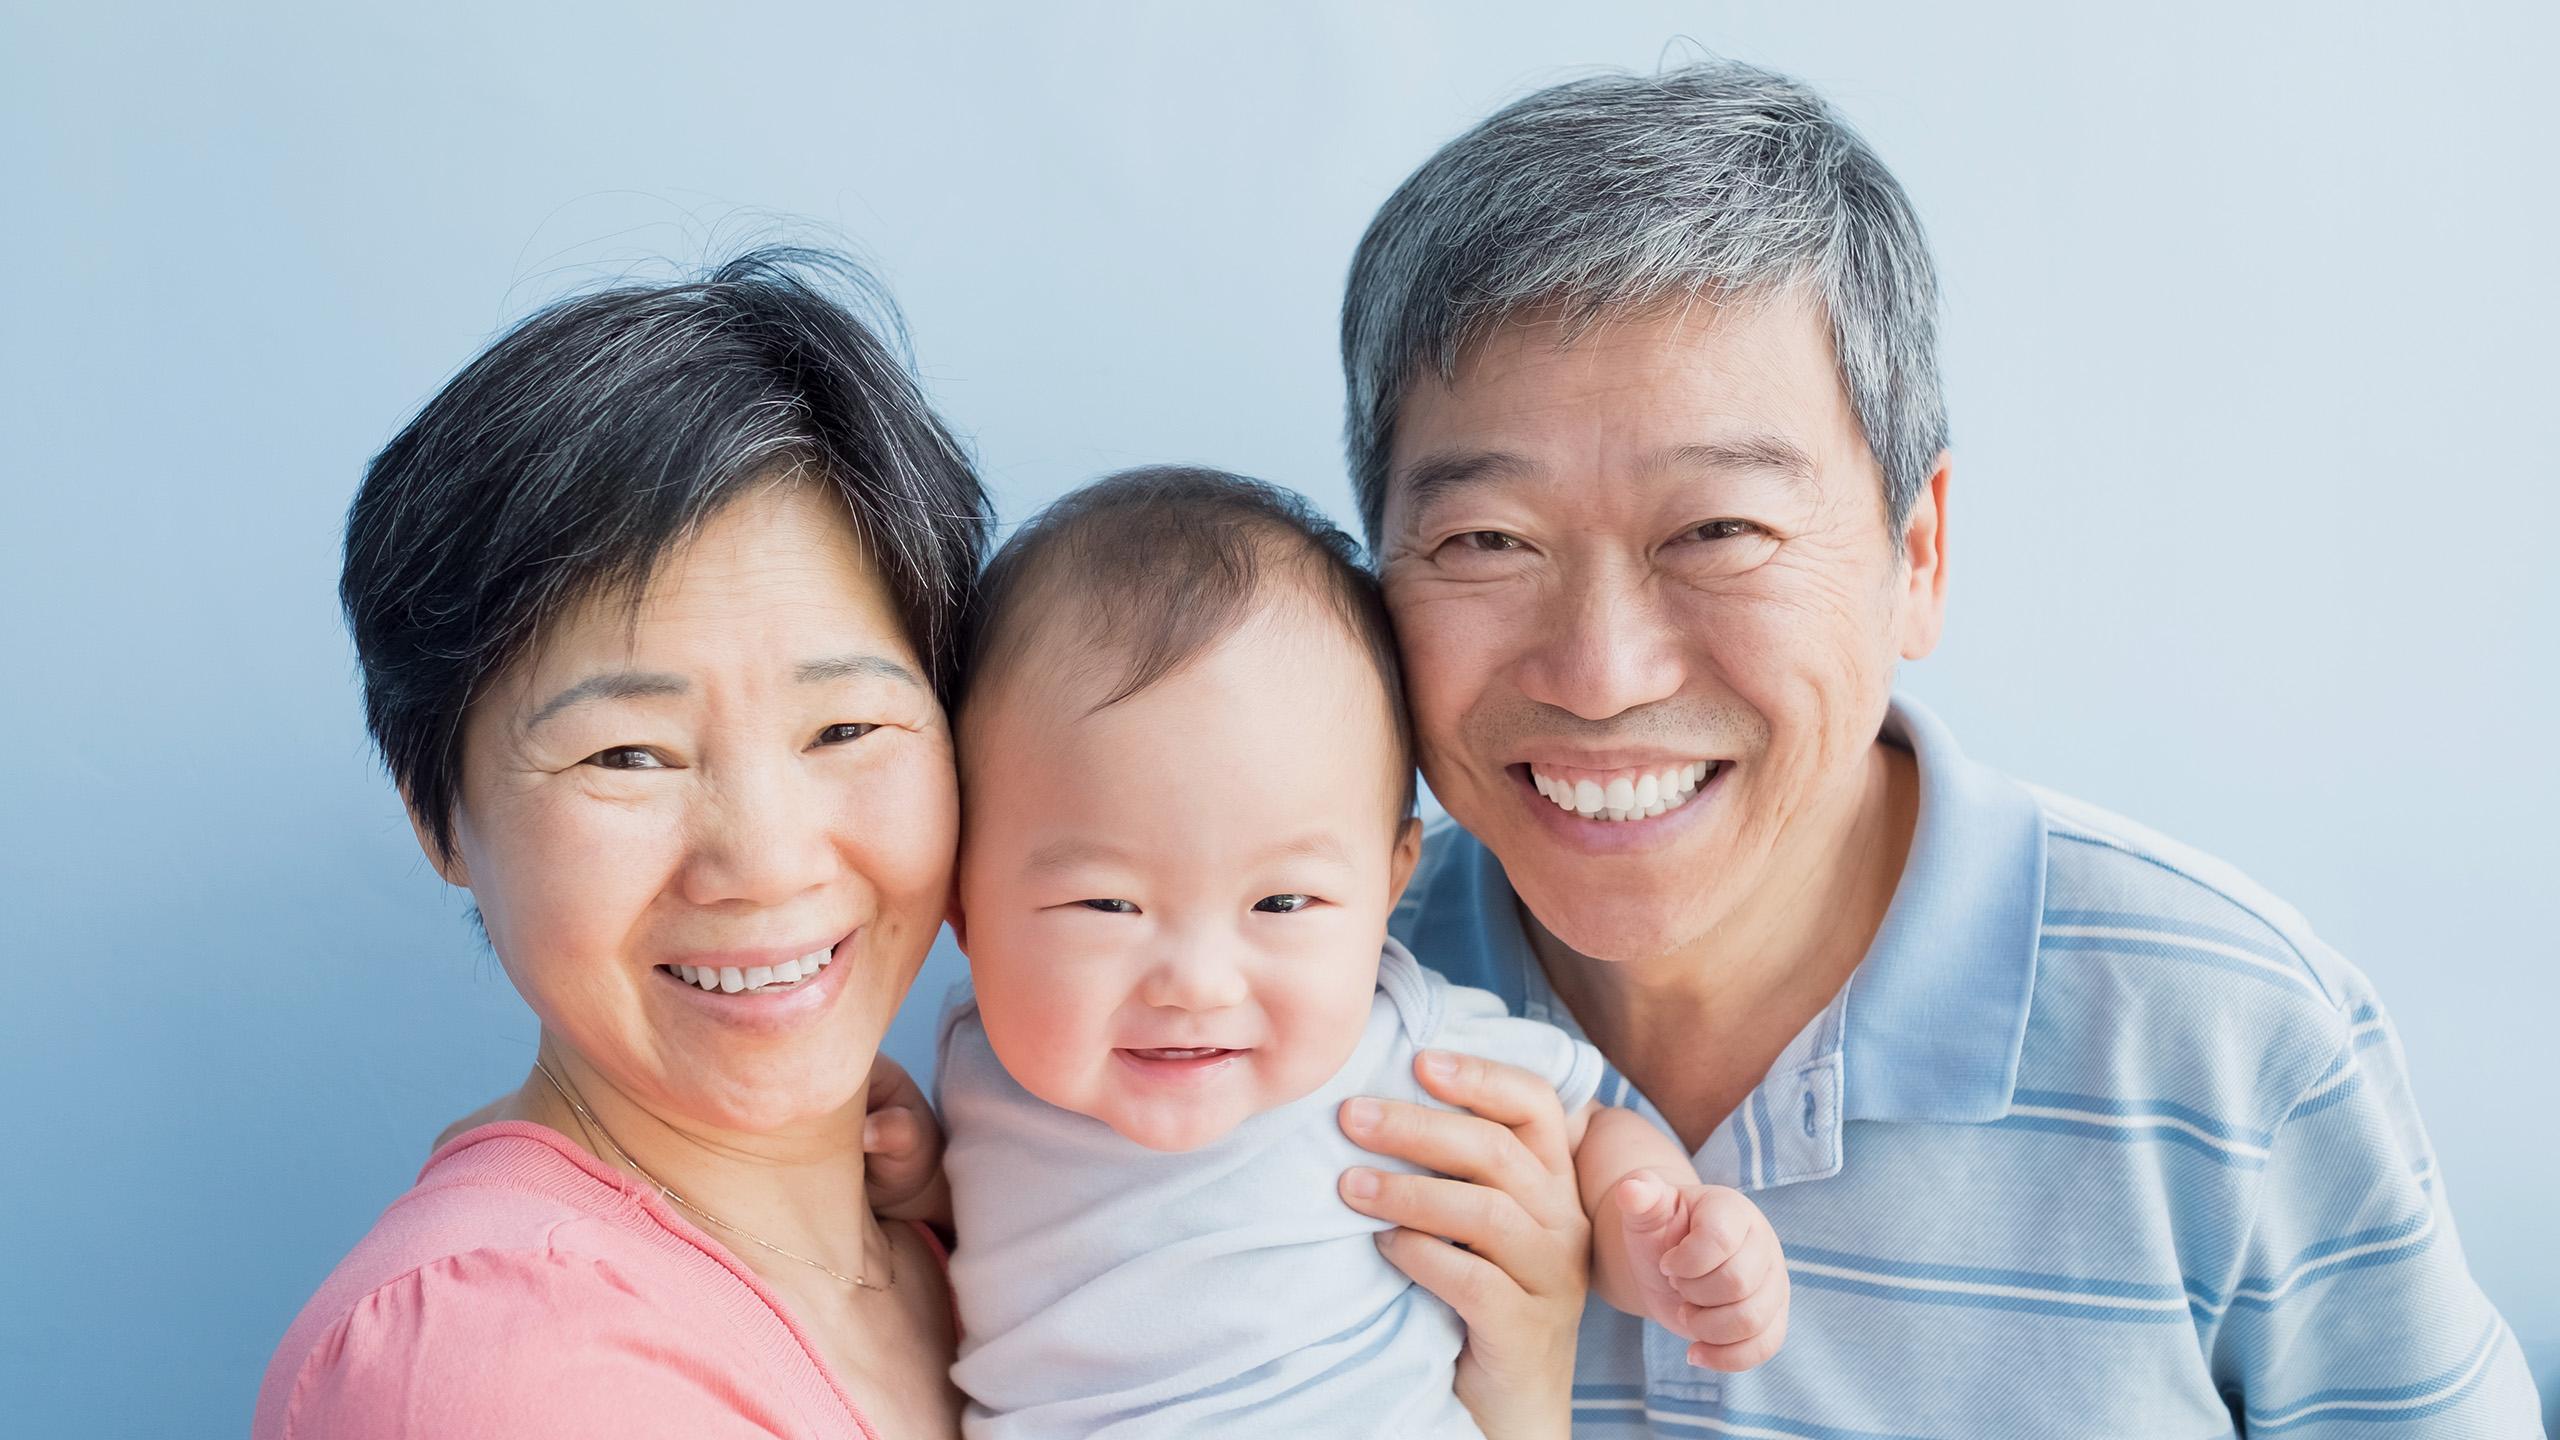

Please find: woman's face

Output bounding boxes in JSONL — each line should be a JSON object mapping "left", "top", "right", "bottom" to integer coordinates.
{"left": 428, "top": 481, "right": 957, "bottom": 1138}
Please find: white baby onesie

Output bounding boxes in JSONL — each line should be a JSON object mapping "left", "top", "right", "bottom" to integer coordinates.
{"left": 937, "top": 936, "right": 1603, "bottom": 1440}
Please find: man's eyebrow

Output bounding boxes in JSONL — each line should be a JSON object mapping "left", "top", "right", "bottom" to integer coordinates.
{"left": 1392, "top": 449, "right": 1540, "bottom": 523}
{"left": 797, "top": 652, "right": 923, "bottom": 688}
{"left": 527, "top": 671, "right": 688, "bottom": 730}
{"left": 1659, "top": 437, "right": 1819, "bottom": 491}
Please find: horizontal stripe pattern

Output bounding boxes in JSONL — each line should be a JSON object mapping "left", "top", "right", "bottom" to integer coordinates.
{"left": 1392, "top": 698, "right": 2538, "bottom": 1437}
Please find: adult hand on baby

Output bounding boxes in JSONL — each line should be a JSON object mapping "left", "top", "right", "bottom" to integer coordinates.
{"left": 860, "top": 1055, "right": 950, "bottom": 1229}
{"left": 1338, "top": 1050, "right": 1587, "bottom": 1440}
{"left": 1612, "top": 1174, "right": 1789, "bottom": 1371}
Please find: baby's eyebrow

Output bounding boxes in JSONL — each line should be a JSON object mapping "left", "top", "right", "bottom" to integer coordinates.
{"left": 1259, "top": 832, "right": 1355, "bottom": 867}
{"left": 1024, "top": 837, "right": 1138, "bottom": 874}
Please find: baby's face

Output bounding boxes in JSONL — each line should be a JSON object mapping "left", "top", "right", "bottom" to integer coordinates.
{"left": 957, "top": 598, "right": 1419, "bottom": 1151}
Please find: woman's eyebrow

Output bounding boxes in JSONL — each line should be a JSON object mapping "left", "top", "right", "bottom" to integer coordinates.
{"left": 527, "top": 671, "right": 686, "bottom": 730}
{"left": 797, "top": 653, "right": 922, "bottom": 688}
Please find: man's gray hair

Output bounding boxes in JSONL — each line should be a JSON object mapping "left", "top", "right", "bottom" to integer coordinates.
{"left": 1341, "top": 59, "right": 1947, "bottom": 544}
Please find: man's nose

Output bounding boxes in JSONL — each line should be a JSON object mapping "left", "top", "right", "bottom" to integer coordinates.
{"left": 1515, "top": 564, "right": 1686, "bottom": 721}
{"left": 678, "top": 758, "right": 837, "bottom": 908}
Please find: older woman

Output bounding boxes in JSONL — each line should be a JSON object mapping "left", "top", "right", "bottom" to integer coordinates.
{"left": 254, "top": 251, "right": 989, "bottom": 1439}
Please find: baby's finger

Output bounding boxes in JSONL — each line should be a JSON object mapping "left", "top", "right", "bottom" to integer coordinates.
{"left": 1660, "top": 1189, "right": 1758, "bottom": 1280}
{"left": 862, "top": 1104, "right": 922, "bottom": 1158}
{"left": 1687, "top": 1307, "right": 1787, "bottom": 1373}
{"left": 1677, "top": 1280, "right": 1787, "bottom": 1348}
{"left": 1670, "top": 1222, "right": 1778, "bottom": 1308}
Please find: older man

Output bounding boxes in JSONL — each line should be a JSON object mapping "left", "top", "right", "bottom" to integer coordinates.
{"left": 1344, "top": 61, "right": 2541, "bottom": 1437}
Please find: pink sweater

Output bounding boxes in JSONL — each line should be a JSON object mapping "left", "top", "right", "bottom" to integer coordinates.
{"left": 254, "top": 1121, "right": 940, "bottom": 1439}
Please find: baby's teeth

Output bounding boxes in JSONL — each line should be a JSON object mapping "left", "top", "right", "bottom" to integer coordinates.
{"left": 719, "top": 967, "right": 746, "bottom": 993}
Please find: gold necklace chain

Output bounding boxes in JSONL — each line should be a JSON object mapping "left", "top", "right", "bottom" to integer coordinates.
{"left": 534, "top": 1059, "right": 894, "bottom": 1293}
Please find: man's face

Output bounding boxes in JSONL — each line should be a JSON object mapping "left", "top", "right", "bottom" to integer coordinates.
{"left": 1379, "top": 293, "right": 1946, "bottom": 965}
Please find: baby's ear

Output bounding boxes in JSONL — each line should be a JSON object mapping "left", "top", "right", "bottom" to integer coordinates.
{"left": 1385, "top": 816, "right": 1424, "bottom": 909}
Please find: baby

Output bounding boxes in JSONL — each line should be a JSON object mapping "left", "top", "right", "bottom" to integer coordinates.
{"left": 936, "top": 468, "right": 1785, "bottom": 1438}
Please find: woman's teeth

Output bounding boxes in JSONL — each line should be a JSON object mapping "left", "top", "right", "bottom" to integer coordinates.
{"left": 664, "top": 946, "right": 835, "bottom": 994}
{"left": 1529, "top": 761, "right": 1716, "bottom": 823}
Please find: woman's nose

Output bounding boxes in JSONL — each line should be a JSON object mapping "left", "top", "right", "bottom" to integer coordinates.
{"left": 678, "top": 759, "right": 838, "bottom": 908}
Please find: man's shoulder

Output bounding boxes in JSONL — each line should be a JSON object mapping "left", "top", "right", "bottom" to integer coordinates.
{"left": 2018, "top": 783, "right": 2384, "bottom": 1129}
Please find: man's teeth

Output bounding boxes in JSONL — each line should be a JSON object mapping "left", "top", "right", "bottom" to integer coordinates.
{"left": 1530, "top": 761, "right": 1715, "bottom": 822}
{"left": 666, "top": 946, "right": 835, "bottom": 994}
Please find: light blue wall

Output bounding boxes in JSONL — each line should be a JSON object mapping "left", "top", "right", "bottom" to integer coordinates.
{"left": 5, "top": 4, "right": 2553, "bottom": 1432}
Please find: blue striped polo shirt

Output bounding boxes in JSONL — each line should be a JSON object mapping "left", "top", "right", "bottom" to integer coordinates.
{"left": 1391, "top": 696, "right": 2542, "bottom": 1438}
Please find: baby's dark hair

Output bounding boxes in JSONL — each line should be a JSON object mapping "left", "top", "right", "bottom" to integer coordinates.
{"left": 957, "top": 466, "right": 1417, "bottom": 821}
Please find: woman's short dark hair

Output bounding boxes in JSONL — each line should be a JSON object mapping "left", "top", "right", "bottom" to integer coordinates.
{"left": 343, "top": 248, "right": 991, "bottom": 862}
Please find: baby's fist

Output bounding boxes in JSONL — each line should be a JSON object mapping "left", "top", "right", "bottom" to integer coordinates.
{"left": 1614, "top": 1174, "right": 1788, "bottom": 1371}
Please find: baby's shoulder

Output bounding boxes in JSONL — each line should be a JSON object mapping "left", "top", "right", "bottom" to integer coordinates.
{"left": 1374, "top": 941, "right": 1603, "bottom": 1113}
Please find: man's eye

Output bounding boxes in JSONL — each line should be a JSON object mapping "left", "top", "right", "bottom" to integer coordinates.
{"left": 1078, "top": 898, "right": 1139, "bottom": 915}
{"left": 584, "top": 746, "right": 664, "bottom": 771}
{"left": 1454, "top": 530, "right": 1523, "bottom": 552}
{"left": 1252, "top": 894, "right": 1315, "bottom": 914}
{"left": 1692, "top": 519, "right": 1761, "bottom": 542}
{"left": 815, "top": 722, "right": 877, "bottom": 747}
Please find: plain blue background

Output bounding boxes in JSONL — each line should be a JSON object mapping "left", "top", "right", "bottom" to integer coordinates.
{"left": 5, "top": 3, "right": 2554, "bottom": 1433}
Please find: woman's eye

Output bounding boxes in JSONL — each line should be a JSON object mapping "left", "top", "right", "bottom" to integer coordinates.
{"left": 1078, "top": 898, "right": 1139, "bottom": 915}
{"left": 1252, "top": 894, "right": 1315, "bottom": 914}
{"left": 584, "top": 746, "right": 664, "bottom": 771}
{"left": 815, "top": 722, "right": 877, "bottom": 747}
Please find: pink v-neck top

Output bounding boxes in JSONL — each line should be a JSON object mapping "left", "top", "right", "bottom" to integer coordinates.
{"left": 254, "top": 1121, "right": 941, "bottom": 1439}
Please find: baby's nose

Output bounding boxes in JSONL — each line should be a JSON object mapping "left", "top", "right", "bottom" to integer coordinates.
{"left": 1138, "top": 945, "right": 1249, "bottom": 1011}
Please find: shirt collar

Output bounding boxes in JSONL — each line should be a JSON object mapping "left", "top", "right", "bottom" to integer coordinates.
{"left": 1839, "top": 694, "right": 2045, "bottom": 1124}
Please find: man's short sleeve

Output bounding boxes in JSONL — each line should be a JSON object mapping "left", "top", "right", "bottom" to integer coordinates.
{"left": 2203, "top": 996, "right": 2542, "bottom": 1435}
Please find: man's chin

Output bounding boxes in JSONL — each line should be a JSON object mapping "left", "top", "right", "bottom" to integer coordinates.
{"left": 1521, "top": 884, "right": 1720, "bottom": 968}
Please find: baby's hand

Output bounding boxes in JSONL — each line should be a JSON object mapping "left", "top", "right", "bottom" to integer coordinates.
{"left": 861, "top": 1055, "right": 951, "bottom": 1229}
{"left": 1612, "top": 1173, "right": 1788, "bottom": 1371}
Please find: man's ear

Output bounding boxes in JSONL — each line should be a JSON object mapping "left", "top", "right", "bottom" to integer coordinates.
{"left": 401, "top": 792, "right": 471, "bottom": 889}
{"left": 1896, "top": 450, "right": 1952, "bottom": 662}
{"left": 1385, "top": 815, "right": 1424, "bottom": 911}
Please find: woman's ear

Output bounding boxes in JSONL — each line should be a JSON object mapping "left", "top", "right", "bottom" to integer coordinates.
{"left": 402, "top": 792, "right": 471, "bottom": 889}
{"left": 1385, "top": 816, "right": 1424, "bottom": 910}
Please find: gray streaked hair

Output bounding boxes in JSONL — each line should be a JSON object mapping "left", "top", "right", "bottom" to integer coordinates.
{"left": 1341, "top": 58, "right": 1946, "bottom": 543}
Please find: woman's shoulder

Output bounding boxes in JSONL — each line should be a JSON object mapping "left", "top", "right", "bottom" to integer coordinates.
{"left": 252, "top": 1123, "right": 814, "bottom": 1440}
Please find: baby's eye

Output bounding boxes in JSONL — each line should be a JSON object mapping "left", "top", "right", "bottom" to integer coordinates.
{"left": 1252, "top": 894, "right": 1315, "bottom": 914}
{"left": 1078, "top": 898, "right": 1139, "bottom": 915}
{"left": 584, "top": 746, "right": 665, "bottom": 771}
